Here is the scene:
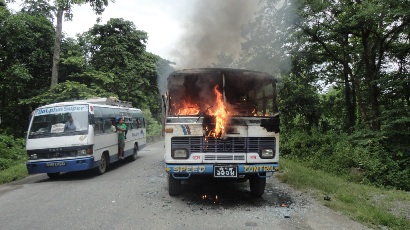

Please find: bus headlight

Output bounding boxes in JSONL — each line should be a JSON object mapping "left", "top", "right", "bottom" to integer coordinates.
{"left": 172, "top": 149, "right": 189, "bottom": 159}
{"left": 77, "top": 150, "right": 87, "bottom": 156}
{"left": 260, "top": 149, "right": 274, "bottom": 159}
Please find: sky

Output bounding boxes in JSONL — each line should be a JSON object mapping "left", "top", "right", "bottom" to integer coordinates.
{"left": 7, "top": 0, "right": 260, "bottom": 69}
{"left": 64, "top": 0, "right": 190, "bottom": 63}
{"left": 8, "top": 0, "right": 190, "bottom": 62}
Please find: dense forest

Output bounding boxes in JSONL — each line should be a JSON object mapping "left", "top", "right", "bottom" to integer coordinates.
{"left": 1, "top": 0, "right": 409, "bottom": 190}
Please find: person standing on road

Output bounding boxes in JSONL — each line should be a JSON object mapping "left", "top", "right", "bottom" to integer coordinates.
{"left": 117, "top": 117, "right": 127, "bottom": 159}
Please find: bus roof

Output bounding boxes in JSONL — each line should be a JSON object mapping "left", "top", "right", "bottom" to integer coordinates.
{"left": 35, "top": 98, "right": 141, "bottom": 111}
{"left": 168, "top": 68, "right": 274, "bottom": 78}
{"left": 167, "top": 68, "right": 276, "bottom": 88}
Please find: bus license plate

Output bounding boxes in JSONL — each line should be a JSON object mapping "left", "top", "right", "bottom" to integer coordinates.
{"left": 214, "top": 166, "right": 237, "bottom": 178}
{"left": 45, "top": 162, "right": 66, "bottom": 167}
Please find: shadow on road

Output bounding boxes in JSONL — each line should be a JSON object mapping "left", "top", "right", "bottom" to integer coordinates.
{"left": 27, "top": 156, "right": 141, "bottom": 183}
{"left": 178, "top": 177, "right": 293, "bottom": 208}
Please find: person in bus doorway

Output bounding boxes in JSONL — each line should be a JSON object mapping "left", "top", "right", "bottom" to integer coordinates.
{"left": 117, "top": 117, "right": 127, "bottom": 160}
{"left": 64, "top": 116, "right": 76, "bottom": 131}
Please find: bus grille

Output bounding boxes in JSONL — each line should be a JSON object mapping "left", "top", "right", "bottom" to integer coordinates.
{"left": 26, "top": 150, "right": 77, "bottom": 159}
{"left": 26, "top": 146, "right": 91, "bottom": 160}
{"left": 171, "top": 137, "right": 275, "bottom": 154}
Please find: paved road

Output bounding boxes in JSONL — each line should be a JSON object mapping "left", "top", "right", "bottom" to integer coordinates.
{"left": 0, "top": 140, "right": 370, "bottom": 230}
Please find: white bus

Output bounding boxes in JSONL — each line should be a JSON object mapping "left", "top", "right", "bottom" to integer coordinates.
{"left": 163, "top": 68, "right": 280, "bottom": 196}
{"left": 26, "top": 97, "right": 146, "bottom": 178}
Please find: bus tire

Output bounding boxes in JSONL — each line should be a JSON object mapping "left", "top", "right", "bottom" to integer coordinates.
{"left": 168, "top": 174, "right": 181, "bottom": 196}
{"left": 130, "top": 146, "right": 138, "bottom": 161}
{"left": 94, "top": 153, "right": 108, "bottom": 175}
{"left": 47, "top": 172, "right": 60, "bottom": 179}
{"left": 249, "top": 174, "right": 266, "bottom": 197}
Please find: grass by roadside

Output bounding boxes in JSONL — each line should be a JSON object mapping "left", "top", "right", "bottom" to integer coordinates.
{"left": 276, "top": 158, "right": 410, "bottom": 230}
{"left": 0, "top": 163, "right": 27, "bottom": 185}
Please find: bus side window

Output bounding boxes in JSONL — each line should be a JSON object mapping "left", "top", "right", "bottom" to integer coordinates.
{"left": 130, "top": 111, "right": 137, "bottom": 130}
{"left": 103, "top": 118, "right": 114, "bottom": 133}
{"left": 93, "top": 107, "right": 104, "bottom": 134}
{"left": 94, "top": 118, "right": 103, "bottom": 134}
{"left": 130, "top": 118, "right": 134, "bottom": 129}
{"left": 101, "top": 107, "right": 115, "bottom": 134}
{"left": 137, "top": 118, "right": 142, "bottom": 128}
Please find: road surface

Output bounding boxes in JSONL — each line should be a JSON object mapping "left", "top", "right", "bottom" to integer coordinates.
{"left": 0, "top": 140, "right": 370, "bottom": 230}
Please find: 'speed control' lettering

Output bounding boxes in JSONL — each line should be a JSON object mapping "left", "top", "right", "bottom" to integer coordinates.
{"left": 173, "top": 166, "right": 206, "bottom": 173}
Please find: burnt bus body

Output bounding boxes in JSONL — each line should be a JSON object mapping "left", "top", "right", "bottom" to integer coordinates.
{"left": 163, "top": 68, "right": 280, "bottom": 196}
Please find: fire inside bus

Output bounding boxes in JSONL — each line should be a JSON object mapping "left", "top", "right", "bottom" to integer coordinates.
{"left": 163, "top": 68, "right": 280, "bottom": 196}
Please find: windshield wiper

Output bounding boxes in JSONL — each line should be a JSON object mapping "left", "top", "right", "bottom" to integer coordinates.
{"left": 29, "top": 132, "right": 51, "bottom": 138}
{"left": 196, "top": 106, "right": 212, "bottom": 122}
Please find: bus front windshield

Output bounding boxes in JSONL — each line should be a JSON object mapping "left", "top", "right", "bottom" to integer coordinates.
{"left": 28, "top": 105, "right": 89, "bottom": 139}
{"left": 167, "top": 69, "right": 278, "bottom": 117}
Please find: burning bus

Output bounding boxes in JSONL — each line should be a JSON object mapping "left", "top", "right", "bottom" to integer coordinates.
{"left": 163, "top": 68, "right": 280, "bottom": 196}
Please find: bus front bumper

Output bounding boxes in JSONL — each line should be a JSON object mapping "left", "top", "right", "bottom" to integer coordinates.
{"left": 165, "top": 163, "right": 279, "bottom": 178}
{"left": 26, "top": 157, "right": 94, "bottom": 174}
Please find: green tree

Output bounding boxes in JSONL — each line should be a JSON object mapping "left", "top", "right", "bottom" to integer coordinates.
{"left": 237, "top": 0, "right": 410, "bottom": 189}
{"left": 83, "top": 18, "right": 160, "bottom": 111}
{"left": 292, "top": 0, "right": 410, "bottom": 131}
{"left": 21, "top": 0, "right": 113, "bottom": 86}
{"left": 0, "top": 7, "right": 54, "bottom": 136}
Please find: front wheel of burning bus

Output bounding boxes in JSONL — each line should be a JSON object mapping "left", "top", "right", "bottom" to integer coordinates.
{"left": 249, "top": 174, "right": 266, "bottom": 197}
{"left": 168, "top": 174, "right": 182, "bottom": 196}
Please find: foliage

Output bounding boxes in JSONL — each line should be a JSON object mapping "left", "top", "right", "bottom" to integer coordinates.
{"left": 281, "top": 128, "right": 410, "bottom": 190}
{"left": 82, "top": 18, "right": 161, "bottom": 112}
{"left": 20, "top": 0, "right": 114, "bottom": 86}
{"left": 278, "top": 74, "right": 321, "bottom": 132}
{"left": 236, "top": 0, "right": 410, "bottom": 190}
{"left": 238, "top": 0, "right": 287, "bottom": 74}
{"left": 277, "top": 158, "right": 410, "bottom": 229}
{"left": 0, "top": 134, "right": 26, "bottom": 171}
{"left": 0, "top": 7, "right": 54, "bottom": 136}
{"left": 142, "top": 109, "right": 162, "bottom": 137}
{"left": 19, "top": 81, "right": 102, "bottom": 106}
{"left": 0, "top": 2, "right": 170, "bottom": 185}
{"left": 290, "top": 0, "right": 410, "bottom": 131}
{"left": 0, "top": 163, "right": 27, "bottom": 184}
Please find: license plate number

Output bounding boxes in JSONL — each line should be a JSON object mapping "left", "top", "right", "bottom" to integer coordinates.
{"left": 214, "top": 166, "right": 237, "bottom": 178}
{"left": 45, "top": 162, "right": 66, "bottom": 167}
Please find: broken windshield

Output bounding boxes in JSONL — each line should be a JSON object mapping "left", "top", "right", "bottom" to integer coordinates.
{"left": 167, "top": 68, "right": 278, "bottom": 117}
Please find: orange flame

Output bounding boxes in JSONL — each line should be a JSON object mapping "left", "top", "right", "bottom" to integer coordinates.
{"left": 208, "top": 85, "right": 228, "bottom": 138}
{"left": 173, "top": 85, "right": 233, "bottom": 138}
{"left": 177, "top": 100, "right": 200, "bottom": 115}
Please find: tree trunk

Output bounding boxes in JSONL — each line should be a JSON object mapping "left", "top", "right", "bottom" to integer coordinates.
{"left": 361, "top": 28, "right": 381, "bottom": 131}
{"left": 342, "top": 62, "right": 355, "bottom": 131}
{"left": 51, "top": 8, "right": 63, "bottom": 86}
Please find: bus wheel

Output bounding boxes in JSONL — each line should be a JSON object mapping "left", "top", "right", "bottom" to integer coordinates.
{"left": 249, "top": 174, "right": 266, "bottom": 197}
{"left": 168, "top": 174, "right": 181, "bottom": 196}
{"left": 130, "top": 146, "right": 138, "bottom": 161}
{"left": 47, "top": 172, "right": 60, "bottom": 179}
{"left": 94, "top": 153, "right": 108, "bottom": 175}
